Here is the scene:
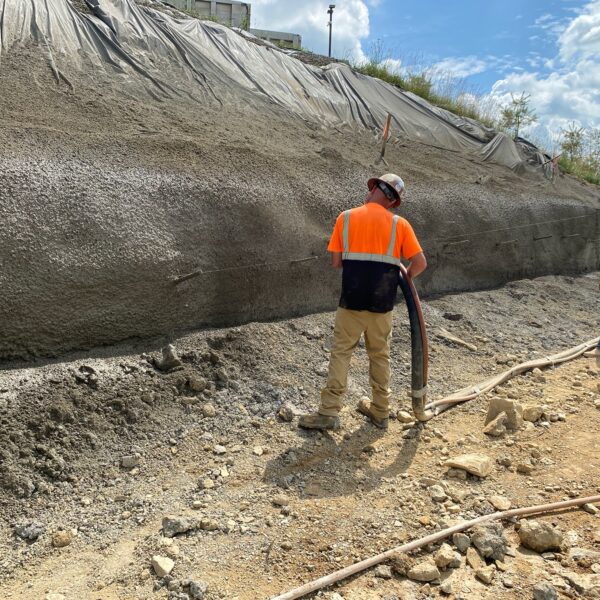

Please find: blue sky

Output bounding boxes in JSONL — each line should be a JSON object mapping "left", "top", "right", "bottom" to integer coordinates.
{"left": 251, "top": 0, "right": 600, "bottom": 143}
{"left": 366, "top": 0, "right": 579, "bottom": 89}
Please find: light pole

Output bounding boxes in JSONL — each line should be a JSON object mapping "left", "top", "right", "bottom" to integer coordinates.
{"left": 327, "top": 4, "right": 335, "bottom": 57}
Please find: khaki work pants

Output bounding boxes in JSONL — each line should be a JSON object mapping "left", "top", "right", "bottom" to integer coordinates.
{"left": 319, "top": 307, "right": 393, "bottom": 420}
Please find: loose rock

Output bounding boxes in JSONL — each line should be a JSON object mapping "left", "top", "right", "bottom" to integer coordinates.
{"left": 163, "top": 516, "right": 195, "bottom": 538}
{"left": 522, "top": 404, "right": 544, "bottom": 422}
{"left": 407, "top": 560, "right": 440, "bottom": 582}
{"left": 533, "top": 582, "right": 557, "bottom": 600}
{"left": 434, "top": 543, "right": 460, "bottom": 569}
{"left": 152, "top": 555, "right": 175, "bottom": 577}
{"left": 476, "top": 566, "right": 495, "bottom": 584}
{"left": 121, "top": 454, "right": 140, "bottom": 469}
{"left": 188, "top": 580, "right": 209, "bottom": 599}
{"left": 488, "top": 495, "right": 512, "bottom": 511}
{"left": 445, "top": 454, "right": 493, "bottom": 478}
{"left": 201, "top": 403, "right": 216, "bottom": 418}
{"left": 471, "top": 522, "right": 508, "bottom": 561}
{"left": 397, "top": 410, "right": 414, "bottom": 423}
{"left": 483, "top": 412, "right": 508, "bottom": 436}
{"left": 466, "top": 547, "right": 486, "bottom": 571}
{"left": 154, "top": 345, "right": 182, "bottom": 371}
{"left": 389, "top": 552, "right": 414, "bottom": 576}
{"left": 429, "top": 485, "right": 447, "bottom": 502}
{"left": 277, "top": 403, "right": 295, "bottom": 422}
{"left": 272, "top": 494, "right": 290, "bottom": 507}
{"left": 373, "top": 565, "right": 393, "bottom": 579}
{"left": 14, "top": 521, "right": 45, "bottom": 542}
{"left": 51, "top": 530, "right": 73, "bottom": 548}
{"left": 518, "top": 520, "right": 563, "bottom": 553}
{"left": 453, "top": 532, "right": 471, "bottom": 553}
{"left": 485, "top": 397, "right": 523, "bottom": 431}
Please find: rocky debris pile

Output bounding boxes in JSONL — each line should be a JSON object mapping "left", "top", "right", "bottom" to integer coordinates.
{"left": 380, "top": 511, "right": 600, "bottom": 597}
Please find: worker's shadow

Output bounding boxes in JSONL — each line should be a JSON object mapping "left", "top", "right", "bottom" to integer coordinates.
{"left": 262, "top": 420, "right": 421, "bottom": 499}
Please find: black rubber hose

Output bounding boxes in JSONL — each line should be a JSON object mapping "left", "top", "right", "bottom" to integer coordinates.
{"left": 398, "top": 265, "right": 432, "bottom": 421}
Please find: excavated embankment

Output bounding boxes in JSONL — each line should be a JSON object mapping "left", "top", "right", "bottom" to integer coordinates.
{"left": 0, "top": 0, "right": 598, "bottom": 361}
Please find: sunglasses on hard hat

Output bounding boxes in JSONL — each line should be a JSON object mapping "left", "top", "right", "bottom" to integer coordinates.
{"left": 378, "top": 182, "right": 398, "bottom": 202}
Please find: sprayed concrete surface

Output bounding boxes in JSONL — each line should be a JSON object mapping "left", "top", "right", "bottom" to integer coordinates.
{"left": 0, "top": 42, "right": 599, "bottom": 360}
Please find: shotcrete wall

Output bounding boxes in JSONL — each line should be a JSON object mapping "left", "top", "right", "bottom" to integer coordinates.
{"left": 1, "top": 149, "right": 598, "bottom": 361}
{"left": 0, "top": 0, "right": 598, "bottom": 361}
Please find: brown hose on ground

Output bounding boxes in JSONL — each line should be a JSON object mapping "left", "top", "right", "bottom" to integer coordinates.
{"left": 426, "top": 336, "right": 600, "bottom": 416}
{"left": 270, "top": 494, "right": 600, "bottom": 600}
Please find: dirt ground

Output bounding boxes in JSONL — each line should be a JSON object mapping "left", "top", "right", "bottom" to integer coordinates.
{"left": 0, "top": 273, "right": 598, "bottom": 600}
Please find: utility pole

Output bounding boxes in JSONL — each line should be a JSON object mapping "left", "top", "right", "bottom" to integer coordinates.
{"left": 327, "top": 4, "right": 335, "bottom": 57}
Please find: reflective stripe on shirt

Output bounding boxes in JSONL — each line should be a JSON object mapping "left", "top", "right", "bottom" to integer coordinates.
{"left": 341, "top": 209, "right": 401, "bottom": 267}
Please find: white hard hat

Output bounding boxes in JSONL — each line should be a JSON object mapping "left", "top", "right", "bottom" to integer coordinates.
{"left": 367, "top": 173, "right": 406, "bottom": 202}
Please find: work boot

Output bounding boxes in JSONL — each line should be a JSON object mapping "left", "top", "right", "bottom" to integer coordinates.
{"left": 357, "top": 398, "right": 389, "bottom": 430}
{"left": 298, "top": 413, "right": 341, "bottom": 431}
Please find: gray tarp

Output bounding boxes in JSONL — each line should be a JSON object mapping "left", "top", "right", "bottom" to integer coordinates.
{"left": 0, "top": 0, "right": 526, "bottom": 169}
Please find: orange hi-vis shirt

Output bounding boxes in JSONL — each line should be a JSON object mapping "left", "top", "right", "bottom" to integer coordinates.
{"left": 327, "top": 202, "right": 422, "bottom": 264}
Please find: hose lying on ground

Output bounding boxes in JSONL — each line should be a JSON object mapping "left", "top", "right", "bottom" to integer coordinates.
{"left": 426, "top": 336, "right": 600, "bottom": 416}
{"left": 270, "top": 494, "right": 600, "bottom": 600}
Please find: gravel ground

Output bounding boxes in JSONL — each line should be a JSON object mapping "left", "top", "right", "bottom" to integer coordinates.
{"left": 0, "top": 273, "right": 598, "bottom": 599}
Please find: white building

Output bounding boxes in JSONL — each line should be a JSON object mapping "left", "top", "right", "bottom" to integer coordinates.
{"left": 166, "top": 0, "right": 251, "bottom": 28}
{"left": 249, "top": 28, "right": 302, "bottom": 49}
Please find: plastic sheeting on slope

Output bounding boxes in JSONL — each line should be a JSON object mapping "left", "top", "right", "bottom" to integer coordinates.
{"left": 1, "top": 0, "right": 524, "bottom": 169}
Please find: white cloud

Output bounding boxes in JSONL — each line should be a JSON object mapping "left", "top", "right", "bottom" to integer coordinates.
{"left": 490, "top": 0, "right": 600, "bottom": 139}
{"left": 431, "top": 56, "right": 488, "bottom": 78}
{"left": 250, "top": 0, "right": 370, "bottom": 60}
{"left": 559, "top": 0, "right": 600, "bottom": 59}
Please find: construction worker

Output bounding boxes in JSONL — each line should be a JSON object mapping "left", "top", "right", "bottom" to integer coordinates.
{"left": 299, "top": 174, "right": 427, "bottom": 431}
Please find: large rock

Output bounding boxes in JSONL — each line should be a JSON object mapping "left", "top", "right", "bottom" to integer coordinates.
{"left": 14, "top": 521, "right": 45, "bottom": 542}
{"left": 466, "top": 547, "right": 486, "bottom": 571}
{"left": 485, "top": 397, "right": 523, "bottom": 430}
{"left": 188, "top": 580, "right": 209, "bottom": 599}
{"left": 445, "top": 454, "right": 493, "bottom": 478}
{"left": 488, "top": 495, "right": 512, "bottom": 511}
{"left": 151, "top": 555, "right": 174, "bottom": 577}
{"left": 453, "top": 532, "right": 471, "bottom": 553}
{"left": 429, "top": 485, "right": 447, "bottom": 502}
{"left": 517, "top": 520, "right": 563, "bottom": 552}
{"left": 389, "top": 552, "right": 414, "bottom": 576}
{"left": 563, "top": 572, "right": 600, "bottom": 597}
{"left": 483, "top": 412, "right": 507, "bottom": 436}
{"left": 407, "top": 560, "right": 440, "bottom": 582}
{"left": 533, "top": 582, "right": 557, "bottom": 600}
{"left": 434, "top": 543, "right": 461, "bottom": 569}
{"left": 522, "top": 404, "right": 544, "bottom": 422}
{"left": 162, "top": 516, "right": 195, "bottom": 538}
{"left": 471, "top": 522, "right": 508, "bottom": 561}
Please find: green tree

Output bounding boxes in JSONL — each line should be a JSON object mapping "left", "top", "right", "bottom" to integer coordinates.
{"left": 499, "top": 92, "right": 537, "bottom": 138}
{"left": 584, "top": 127, "right": 600, "bottom": 170}
{"left": 560, "top": 122, "right": 585, "bottom": 160}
